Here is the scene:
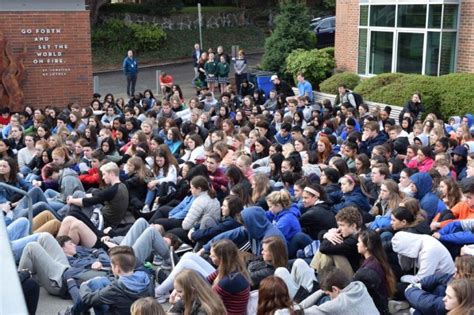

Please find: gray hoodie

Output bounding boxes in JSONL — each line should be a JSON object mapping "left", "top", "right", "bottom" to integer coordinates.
{"left": 392, "top": 231, "right": 455, "bottom": 284}
{"left": 301, "top": 281, "right": 379, "bottom": 315}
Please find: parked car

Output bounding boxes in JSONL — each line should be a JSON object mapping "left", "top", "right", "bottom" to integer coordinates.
{"left": 310, "top": 16, "right": 335, "bottom": 48}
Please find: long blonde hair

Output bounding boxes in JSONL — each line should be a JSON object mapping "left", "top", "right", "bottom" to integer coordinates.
{"left": 447, "top": 279, "right": 474, "bottom": 315}
{"left": 211, "top": 239, "right": 251, "bottom": 285}
{"left": 174, "top": 269, "right": 227, "bottom": 315}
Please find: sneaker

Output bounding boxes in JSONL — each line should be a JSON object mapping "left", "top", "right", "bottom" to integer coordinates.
{"left": 90, "top": 208, "right": 103, "bottom": 230}
{"left": 388, "top": 300, "right": 410, "bottom": 313}
{"left": 160, "top": 258, "right": 173, "bottom": 270}
{"left": 175, "top": 243, "right": 193, "bottom": 254}
{"left": 156, "top": 292, "right": 170, "bottom": 304}
{"left": 151, "top": 203, "right": 159, "bottom": 212}
{"left": 152, "top": 255, "right": 164, "bottom": 266}
{"left": 141, "top": 205, "right": 151, "bottom": 214}
{"left": 58, "top": 305, "right": 74, "bottom": 315}
{"left": 155, "top": 268, "right": 170, "bottom": 285}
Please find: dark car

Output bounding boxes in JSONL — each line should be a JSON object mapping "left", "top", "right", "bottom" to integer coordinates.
{"left": 310, "top": 16, "right": 335, "bottom": 48}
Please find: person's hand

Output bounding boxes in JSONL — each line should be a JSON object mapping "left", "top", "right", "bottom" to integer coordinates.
{"left": 324, "top": 230, "right": 343, "bottom": 245}
{"left": 91, "top": 261, "right": 102, "bottom": 270}
{"left": 1, "top": 203, "right": 11, "bottom": 213}
{"left": 103, "top": 227, "right": 112, "bottom": 235}
{"left": 362, "top": 132, "right": 369, "bottom": 142}
{"left": 147, "top": 181, "right": 157, "bottom": 190}
{"left": 187, "top": 229, "right": 194, "bottom": 241}
{"left": 32, "top": 180, "right": 42, "bottom": 187}
{"left": 169, "top": 289, "right": 180, "bottom": 304}
{"left": 460, "top": 245, "right": 469, "bottom": 256}
{"left": 430, "top": 221, "right": 440, "bottom": 231}
{"left": 432, "top": 232, "right": 441, "bottom": 239}
{"left": 152, "top": 224, "right": 165, "bottom": 235}
{"left": 197, "top": 248, "right": 205, "bottom": 256}
{"left": 220, "top": 185, "right": 227, "bottom": 192}
{"left": 104, "top": 241, "right": 118, "bottom": 249}
{"left": 67, "top": 197, "right": 75, "bottom": 205}
{"left": 101, "top": 235, "right": 111, "bottom": 243}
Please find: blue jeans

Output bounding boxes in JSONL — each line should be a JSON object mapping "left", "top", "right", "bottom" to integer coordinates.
{"left": 288, "top": 232, "right": 313, "bottom": 259}
{"left": 88, "top": 277, "right": 111, "bottom": 315}
{"left": 8, "top": 217, "right": 40, "bottom": 263}
{"left": 44, "top": 189, "right": 66, "bottom": 212}
{"left": 14, "top": 187, "right": 59, "bottom": 219}
{"left": 145, "top": 188, "right": 158, "bottom": 207}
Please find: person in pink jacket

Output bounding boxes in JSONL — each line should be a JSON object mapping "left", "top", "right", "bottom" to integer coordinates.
{"left": 406, "top": 146, "right": 434, "bottom": 173}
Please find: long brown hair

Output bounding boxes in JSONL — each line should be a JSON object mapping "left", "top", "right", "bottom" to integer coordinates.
{"left": 262, "top": 236, "right": 288, "bottom": 268}
{"left": 211, "top": 239, "right": 251, "bottom": 285}
{"left": 454, "top": 256, "right": 474, "bottom": 280}
{"left": 257, "top": 276, "right": 296, "bottom": 315}
{"left": 381, "top": 179, "right": 404, "bottom": 213}
{"left": 252, "top": 173, "right": 270, "bottom": 204}
{"left": 127, "top": 156, "right": 147, "bottom": 183}
{"left": 153, "top": 146, "right": 178, "bottom": 176}
{"left": 440, "top": 176, "right": 462, "bottom": 209}
{"left": 0, "top": 157, "right": 19, "bottom": 184}
{"left": 174, "top": 269, "right": 227, "bottom": 315}
{"left": 447, "top": 279, "right": 474, "bottom": 315}
{"left": 317, "top": 135, "right": 332, "bottom": 163}
{"left": 358, "top": 230, "right": 397, "bottom": 297}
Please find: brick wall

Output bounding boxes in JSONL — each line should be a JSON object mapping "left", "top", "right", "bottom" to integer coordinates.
{"left": 334, "top": 0, "right": 359, "bottom": 72}
{"left": 0, "top": 11, "right": 93, "bottom": 111}
{"left": 457, "top": 0, "right": 474, "bottom": 73}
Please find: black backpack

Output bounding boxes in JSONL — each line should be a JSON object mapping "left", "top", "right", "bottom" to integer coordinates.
{"left": 349, "top": 91, "right": 364, "bottom": 107}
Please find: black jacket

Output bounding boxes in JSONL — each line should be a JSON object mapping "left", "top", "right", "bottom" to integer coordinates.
{"left": 300, "top": 202, "right": 337, "bottom": 240}
{"left": 359, "top": 132, "right": 388, "bottom": 157}
{"left": 247, "top": 259, "right": 275, "bottom": 290}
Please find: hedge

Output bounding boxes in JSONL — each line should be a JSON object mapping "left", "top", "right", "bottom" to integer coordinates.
{"left": 319, "top": 72, "right": 360, "bottom": 94}
{"left": 285, "top": 48, "right": 335, "bottom": 87}
{"left": 346, "top": 73, "right": 474, "bottom": 120}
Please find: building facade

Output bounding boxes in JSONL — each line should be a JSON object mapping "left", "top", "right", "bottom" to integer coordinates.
{"left": 335, "top": 0, "right": 474, "bottom": 75}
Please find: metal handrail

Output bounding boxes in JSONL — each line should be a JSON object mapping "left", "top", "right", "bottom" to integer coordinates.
{"left": 0, "top": 182, "right": 33, "bottom": 234}
{"left": 0, "top": 211, "right": 28, "bottom": 314}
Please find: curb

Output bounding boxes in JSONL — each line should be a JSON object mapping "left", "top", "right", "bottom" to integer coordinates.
{"left": 92, "top": 50, "right": 264, "bottom": 75}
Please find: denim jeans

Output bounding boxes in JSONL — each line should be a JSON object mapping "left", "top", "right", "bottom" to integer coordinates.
{"left": 144, "top": 188, "right": 158, "bottom": 207}
{"left": 88, "top": 277, "right": 111, "bottom": 315}
{"left": 44, "top": 189, "right": 66, "bottom": 212}
{"left": 14, "top": 187, "right": 59, "bottom": 220}
{"left": 8, "top": 217, "right": 40, "bottom": 262}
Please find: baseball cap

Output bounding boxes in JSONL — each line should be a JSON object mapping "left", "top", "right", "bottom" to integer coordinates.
{"left": 270, "top": 75, "right": 278, "bottom": 81}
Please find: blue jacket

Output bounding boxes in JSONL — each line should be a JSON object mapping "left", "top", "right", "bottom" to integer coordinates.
{"left": 265, "top": 204, "right": 301, "bottom": 243}
{"left": 438, "top": 220, "right": 474, "bottom": 245}
{"left": 404, "top": 272, "right": 452, "bottom": 315}
{"left": 169, "top": 195, "right": 195, "bottom": 220}
{"left": 190, "top": 216, "right": 241, "bottom": 244}
{"left": 359, "top": 132, "right": 388, "bottom": 156}
{"left": 369, "top": 214, "right": 392, "bottom": 230}
{"left": 204, "top": 206, "right": 286, "bottom": 255}
{"left": 332, "top": 186, "right": 371, "bottom": 214}
{"left": 123, "top": 56, "right": 138, "bottom": 76}
{"left": 275, "top": 132, "right": 292, "bottom": 145}
{"left": 410, "top": 173, "right": 446, "bottom": 222}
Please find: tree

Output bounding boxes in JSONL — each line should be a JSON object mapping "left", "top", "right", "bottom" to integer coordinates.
{"left": 88, "top": 0, "right": 110, "bottom": 26}
{"left": 261, "top": 0, "right": 313, "bottom": 74}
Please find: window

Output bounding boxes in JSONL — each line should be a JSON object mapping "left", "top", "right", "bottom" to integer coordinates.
{"left": 370, "top": 31, "right": 393, "bottom": 74}
{"left": 319, "top": 20, "right": 331, "bottom": 30}
{"left": 358, "top": 2, "right": 459, "bottom": 76}
{"left": 370, "top": 5, "right": 395, "bottom": 27}
{"left": 398, "top": 5, "right": 426, "bottom": 28}
{"left": 397, "top": 33, "right": 424, "bottom": 73}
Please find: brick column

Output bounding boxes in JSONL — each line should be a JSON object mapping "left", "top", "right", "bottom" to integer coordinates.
{"left": 457, "top": 0, "right": 474, "bottom": 73}
{"left": 335, "top": 0, "right": 360, "bottom": 73}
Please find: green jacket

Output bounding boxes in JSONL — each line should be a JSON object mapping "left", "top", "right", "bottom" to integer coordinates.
{"left": 217, "top": 62, "right": 230, "bottom": 77}
{"left": 204, "top": 60, "right": 218, "bottom": 75}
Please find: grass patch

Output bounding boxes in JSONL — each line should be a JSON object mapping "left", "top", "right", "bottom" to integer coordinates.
{"left": 93, "top": 26, "right": 265, "bottom": 70}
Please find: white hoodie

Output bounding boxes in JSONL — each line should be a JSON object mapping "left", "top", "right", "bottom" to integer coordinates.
{"left": 392, "top": 231, "right": 455, "bottom": 284}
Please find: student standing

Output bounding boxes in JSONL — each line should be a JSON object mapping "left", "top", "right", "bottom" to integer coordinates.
{"left": 123, "top": 50, "right": 138, "bottom": 98}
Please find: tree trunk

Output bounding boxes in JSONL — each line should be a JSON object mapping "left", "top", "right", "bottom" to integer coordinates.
{"left": 89, "top": 0, "right": 109, "bottom": 26}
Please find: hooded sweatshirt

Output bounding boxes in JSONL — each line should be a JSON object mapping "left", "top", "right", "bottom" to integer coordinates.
{"left": 301, "top": 281, "right": 380, "bottom": 314}
{"left": 80, "top": 271, "right": 153, "bottom": 315}
{"left": 410, "top": 173, "right": 446, "bottom": 222}
{"left": 391, "top": 232, "right": 455, "bottom": 284}
{"left": 266, "top": 204, "right": 302, "bottom": 243}
{"left": 203, "top": 206, "right": 286, "bottom": 255}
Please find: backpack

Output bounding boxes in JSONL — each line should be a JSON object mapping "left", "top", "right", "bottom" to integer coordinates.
{"left": 349, "top": 91, "right": 363, "bottom": 107}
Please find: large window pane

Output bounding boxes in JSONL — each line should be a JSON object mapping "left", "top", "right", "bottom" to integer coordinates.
{"left": 443, "top": 5, "right": 458, "bottom": 29}
{"left": 398, "top": 5, "right": 426, "bottom": 28}
{"left": 397, "top": 33, "right": 423, "bottom": 74}
{"left": 425, "top": 32, "right": 440, "bottom": 75}
{"left": 358, "top": 29, "right": 368, "bottom": 75}
{"left": 370, "top": 31, "right": 393, "bottom": 74}
{"left": 370, "top": 5, "right": 395, "bottom": 27}
{"left": 428, "top": 5, "right": 442, "bottom": 28}
{"left": 439, "top": 32, "right": 456, "bottom": 75}
{"left": 360, "top": 5, "right": 369, "bottom": 26}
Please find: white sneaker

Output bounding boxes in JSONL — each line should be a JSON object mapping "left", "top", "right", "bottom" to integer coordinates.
{"left": 156, "top": 292, "right": 170, "bottom": 304}
{"left": 388, "top": 300, "right": 410, "bottom": 313}
{"left": 141, "top": 205, "right": 151, "bottom": 213}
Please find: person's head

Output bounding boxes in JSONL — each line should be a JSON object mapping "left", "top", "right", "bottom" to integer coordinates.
{"left": 173, "top": 269, "right": 227, "bottom": 314}
{"left": 339, "top": 173, "right": 359, "bottom": 194}
{"left": 235, "top": 154, "right": 252, "bottom": 174}
{"left": 417, "top": 146, "right": 433, "bottom": 162}
{"left": 371, "top": 163, "right": 390, "bottom": 185}
{"left": 190, "top": 175, "right": 211, "bottom": 197}
{"left": 443, "top": 279, "right": 474, "bottom": 315}
{"left": 317, "top": 136, "right": 333, "bottom": 160}
{"left": 302, "top": 184, "right": 327, "bottom": 208}
{"left": 221, "top": 194, "right": 243, "bottom": 218}
{"left": 127, "top": 50, "right": 133, "bottom": 58}
{"left": 319, "top": 268, "right": 351, "bottom": 300}
{"left": 355, "top": 153, "right": 371, "bottom": 175}
{"left": 320, "top": 167, "right": 341, "bottom": 185}
{"left": 109, "top": 246, "right": 136, "bottom": 276}
{"left": 51, "top": 147, "right": 69, "bottom": 166}
{"left": 296, "top": 72, "right": 305, "bottom": 83}
{"left": 261, "top": 236, "right": 288, "bottom": 267}
{"left": 57, "top": 235, "right": 76, "bottom": 256}
{"left": 211, "top": 239, "right": 249, "bottom": 283}
{"left": 462, "top": 179, "right": 474, "bottom": 209}
{"left": 363, "top": 121, "right": 379, "bottom": 140}
{"left": 257, "top": 276, "right": 295, "bottom": 315}
{"left": 335, "top": 206, "right": 362, "bottom": 237}
{"left": 266, "top": 190, "right": 292, "bottom": 214}
{"left": 206, "top": 152, "right": 221, "bottom": 173}
{"left": 0, "top": 157, "right": 19, "bottom": 183}
{"left": 130, "top": 297, "right": 165, "bottom": 315}
{"left": 390, "top": 206, "right": 417, "bottom": 230}
{"left": 99, "top": 162, "right": 119, "bottom": 184}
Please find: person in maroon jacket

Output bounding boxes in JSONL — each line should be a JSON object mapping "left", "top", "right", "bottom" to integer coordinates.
{"left": 206, "top": 153, "right": 229, "bottom": 201}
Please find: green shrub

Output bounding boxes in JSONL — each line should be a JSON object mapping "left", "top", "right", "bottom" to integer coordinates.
{"left": 99, "top": 2, "right": 182, "bottom": 15}
{"left": 320, "top": 72, "right": 360, "bottom": 94}
{"left": 350, "top": 73, "right": 474, "bottom": 120}
{"left": 319, "top": 47, "right": 334, "bottom": 58}
{"left": 261, "top": 1, "right": 313, "bottom": 74}
{"left": 285, "top": 48, "right": 335, "bottom": 87}
{"left": 92, "top": 19, "right": 166, "bottom": 53}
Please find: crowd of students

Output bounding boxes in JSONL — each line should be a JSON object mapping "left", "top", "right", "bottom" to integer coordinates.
{"left": 2, "top": 47, "right": 474, "bottom": 314}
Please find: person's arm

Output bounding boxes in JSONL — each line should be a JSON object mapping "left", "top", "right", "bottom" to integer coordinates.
{"left": 79, "top": 280, "right": 115, "bottom": 306}
{"left": 182, "top": 196, "right": 205, "bottom": 230}
{"left": 438, "top": 221, "right": 474, "bottom": 245}
{"left": 81, "top": 184, "right": 119, "bottom": 207}
{"left": 191, "top": 218, "right": 240, "bottom": 243}
{"left": 157, "top": 165, "right": 177, "bottom": 185}
{"left": 202, "top": 226, "right": 247, "bottom": 252}
{"left": 319, "top": 235, "right": 357, "bottom": 256}
{"left": 404, "top": 285, "right": 446, "bottom": 315}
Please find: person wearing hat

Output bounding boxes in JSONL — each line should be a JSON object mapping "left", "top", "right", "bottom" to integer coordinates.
{"left": 452, "top": 145, "right": 468, "bottom": 180}
{"left": 271, "top": 74, "right": 294, "bottom": 99}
